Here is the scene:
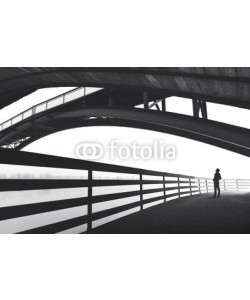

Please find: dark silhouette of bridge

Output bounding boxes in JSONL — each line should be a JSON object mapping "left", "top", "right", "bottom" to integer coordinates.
{"left": 0, "top": 68, "right": 250, "bottom": 156}
{"left": 0, "top": 67, "right": 250, "bottom": 233}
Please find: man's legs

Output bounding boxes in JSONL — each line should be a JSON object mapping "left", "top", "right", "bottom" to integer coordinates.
{"left": 214, "top": 182, "right": 220, "bottom": 197}
{"left": 214, "top": 182, "right": 217, "bottom": 197}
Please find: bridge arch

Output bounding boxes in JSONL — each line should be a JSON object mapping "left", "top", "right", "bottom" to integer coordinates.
{"left": 1, "top": 67, "right": 250, "bottom": 110}
{"left": 8, "top": 107, "right": 250, "bottom": 157}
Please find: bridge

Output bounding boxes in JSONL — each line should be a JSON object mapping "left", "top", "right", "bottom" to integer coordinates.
{"left": 0, "top": 67, "right": 250, "bottom": 233}
{"left": 0, "top": 68, "right": 250, "bottom": 155}
{"left": 0, "top": 147, "right": 249, "bottom": 234}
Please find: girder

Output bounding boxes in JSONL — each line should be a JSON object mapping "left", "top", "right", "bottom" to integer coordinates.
{"left": 1, "top": 68, "right": 250, "bottom": 109}
{"left": 1, "top": 68, "right": 250, "bottom": 155}
{"left": 2, "top": 107, "right": 249, "bottom": 157}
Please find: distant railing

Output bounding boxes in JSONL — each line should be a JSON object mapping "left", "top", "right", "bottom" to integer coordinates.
{"left": 0, "top": 148, "right": 249, "bottom": 234}
{"left": 0, "top": 87, "right": 101, "bottom": 131}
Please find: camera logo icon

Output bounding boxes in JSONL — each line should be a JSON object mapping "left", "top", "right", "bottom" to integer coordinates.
{"left": 75, "top": 142, "right": 104, "bottom": 160}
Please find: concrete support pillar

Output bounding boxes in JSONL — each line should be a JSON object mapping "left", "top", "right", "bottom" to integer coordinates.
{"left": 143, "top": 91, "right": 149, "bottom": 109}
{"left": 162, "top": 98, "right": 166, "bottom": 112}
{"left": 192, "top": 99, "right": 208, "bottom": 119}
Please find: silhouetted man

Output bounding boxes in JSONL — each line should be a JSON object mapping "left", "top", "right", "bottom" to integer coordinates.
{"left": 213, "top": 168, "right": 221, "bottom": 198}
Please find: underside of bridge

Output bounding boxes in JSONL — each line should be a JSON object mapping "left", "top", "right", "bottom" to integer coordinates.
{"left": 0, "top": 67, "right": 250, "bottom": 156}
{"left": 0, "top": 68, "right": 250, "bottom": 234}
{"left": 1, "top": 67, "right": 250, "bottom": 109}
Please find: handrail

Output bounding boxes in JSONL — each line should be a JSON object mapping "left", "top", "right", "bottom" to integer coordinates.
{"left": 0, "top": 148, "right": 249, "bottom": 234}
{"left": 0, "top": 87, "right": 101, "bottom": 131}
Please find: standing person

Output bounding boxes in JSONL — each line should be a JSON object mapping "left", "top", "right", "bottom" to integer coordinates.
{"left": 213, "top": 168, "right": 221, "bottom": 198}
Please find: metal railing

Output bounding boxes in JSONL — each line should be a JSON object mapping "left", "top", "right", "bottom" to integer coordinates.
{"left": 0, "top": 87, "right": 101, "bottom": 131}
{"left": 0, "top": 148, "right": 249, "bottom": 234}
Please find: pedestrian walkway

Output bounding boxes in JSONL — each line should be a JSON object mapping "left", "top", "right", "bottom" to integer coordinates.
{"left": 91, "top": 192, "right": 250, "bottom": 233}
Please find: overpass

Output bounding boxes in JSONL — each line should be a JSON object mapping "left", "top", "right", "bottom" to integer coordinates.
{"left": 0, "top": 72, "right": 250, "bottom": 156}
{"left": 0, "top": 67, "right": 250, "bottom": 233}
{"left": 1, "top": 68, "right": 250, "bottom": 109}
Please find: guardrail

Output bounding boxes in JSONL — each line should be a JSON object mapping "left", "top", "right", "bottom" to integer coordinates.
{"left": 0, "top": 148, "right": 249, "bottom": 234}
{"left": 0, "top": 87, "right": 101, "bottom": 131}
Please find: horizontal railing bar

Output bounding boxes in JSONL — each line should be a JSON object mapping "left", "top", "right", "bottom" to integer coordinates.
{"left": 177, "top": 180, "right": 193, "bottom": 184}
{"left": 0, "top": 148, "right": 198, "bottom": 178}
{"left": 91, "top": 201, "right": 141, "bottom": 222}
{"left": 165, "top": 186, "right": 194, "bottom": 191}
{"left": 143, "top": 195, "right": 165, "bottom": 204}
{"left": 93, "top": 179, "right": 164, "bottom": 186}
{"left": 0, "top": 87, "right": 85, "bottom": 129}
{"left": 91, "top": 194, "right": 177, "bottom": 223}
{"left": 227, "top": 179, "right": 250, "bottom": 181}
{"left": 164, "top": 180, "right": 179, "bottom": 184}
{"left": 89, "top": 197, "right": 166, "bottom": 231}
{"left": 18, "top": 216, "right": 88, "bottom": 234}
{"left": 164, "top": 186, "right": 180, "bottom": 191}
{"left": 178, "top": 185, "right": 194, "bottom": 189}
{"left": 0, "top": 197, "right": 89, "bottom": 221}
{"left": 0, "top": 179, "right": 89, "bottom": 191}
{"left": 229, "top": 187, "right": 250, "bottom": 189}
{"left": 91, "top": 188, "right": 165, "bottom": 203}
{"left": 165, "top": 192, "right": 180, "bottom": 198}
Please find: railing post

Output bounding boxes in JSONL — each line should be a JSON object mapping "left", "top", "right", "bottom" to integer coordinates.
{"left": 224, "top": 180, "right": 226, "bottom": 191}
{"left": 206, "top": 179, "right": 208, "bottom": 193}
{"left": 163, "top": 175, "right": 166, "bottom": 203}
{"left": 140, "top": 174, "right": 143, "bottom": 211}
{"left": 87, "top": 170, "right": 93, "bottom": 231}
{"left": 178, "top": 176, "right": 180, "bottom": 198}
{"left": 189, "top": 178, "right": 192, "bottom": 195}
{"left": 236, "top": 179, "right": 239, "bottom": 191}
{"left": 198, "top": 178, "right": 201, "bottom": 194}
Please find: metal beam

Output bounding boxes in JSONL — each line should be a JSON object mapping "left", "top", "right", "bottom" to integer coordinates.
{"left": 193, "top": 99, "right": 208, "bottom": 119}
{"left": 2, "top": 68, "right": 250, "bottom": 111}
{"left": 12, "top": 107, "right": 250, "bottom": 157}
{"left": 143, "top": 91, "right": 149, "bottom": 109}
{"left": 162, "top": 98, "right": 166, "bottom": 112}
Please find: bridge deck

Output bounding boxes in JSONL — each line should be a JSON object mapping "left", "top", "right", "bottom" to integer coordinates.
{"left": 91, "top": 191, "right": 250, "bottom": 234}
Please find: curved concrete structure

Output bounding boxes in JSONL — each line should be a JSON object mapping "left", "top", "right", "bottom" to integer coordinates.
{"left": 0, "top": 67, "right": 250, "bottom": 156}
{"left": 1, "top": 107, "right": 249, "bottom": 157}
{"left": 1, "top": 67, "right": 250, "bottom": 109}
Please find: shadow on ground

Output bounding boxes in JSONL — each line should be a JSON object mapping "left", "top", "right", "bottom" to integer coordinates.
{"left": 90, "top": 192, "right": 250, "bottom": 234}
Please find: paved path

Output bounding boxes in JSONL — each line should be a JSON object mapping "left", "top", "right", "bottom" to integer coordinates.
{"left": 91, "top": 192, "right": 250, "bottom": 233}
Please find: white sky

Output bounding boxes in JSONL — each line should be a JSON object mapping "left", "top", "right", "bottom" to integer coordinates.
{"left": 0, "top": 87, "right": 250, "bottom": 179}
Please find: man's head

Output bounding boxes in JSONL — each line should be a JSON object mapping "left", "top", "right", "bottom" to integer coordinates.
{"left": 216, "top": 168, "right": 220, "bottom": 173}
